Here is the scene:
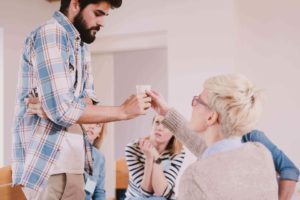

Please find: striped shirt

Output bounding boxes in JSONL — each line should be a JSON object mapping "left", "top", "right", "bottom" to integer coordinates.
{"left": 12, "top": 11, "right": 98, "bottom": 191}
{"left": 125, "top": 140, "right": 185, "bottom": 200}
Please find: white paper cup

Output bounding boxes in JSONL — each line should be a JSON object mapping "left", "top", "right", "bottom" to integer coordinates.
{"left": 136, "top": 85, "right": 151, "bottom": 95}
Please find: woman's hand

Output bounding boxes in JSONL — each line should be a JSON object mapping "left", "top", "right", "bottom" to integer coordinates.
{"left": 139, "top": 139, "right": 154, "bottom": 160}
{"left": 26, "top": 97, "right": 47, "bottom": 119}
{"left": 139, "top": 139, "right": 159, "bottom": 160}
{"left": 146, "top": 90, "right": 169, "bottom": 116}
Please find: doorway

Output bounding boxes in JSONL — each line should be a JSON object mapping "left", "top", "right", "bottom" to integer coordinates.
{"left": 90, "top": 31, "right": 167, "bottom": 200}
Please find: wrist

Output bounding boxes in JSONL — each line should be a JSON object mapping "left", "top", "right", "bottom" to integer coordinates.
{"left": 118, "top": 106, "right": 128, "bottom": 120}
{"left": 145, "top": 155, "right": 154, "bottom": 163}
{"left": 160, "top": 106, "right": 170, "bottom": 117}
{"left": 153, "top": 157, "right": 162, "bottom": 164}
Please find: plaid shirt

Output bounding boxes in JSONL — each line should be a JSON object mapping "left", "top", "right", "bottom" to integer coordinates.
{"left": 12, "top": 11, "right": 98, "bottom": 191}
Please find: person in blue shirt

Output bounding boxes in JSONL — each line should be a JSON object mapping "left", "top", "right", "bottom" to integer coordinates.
{"left": 242, "top": 130, "right": 299, "bottom": 200}
{"left": 82, "top": 123, "right": 107, "bottom": 200}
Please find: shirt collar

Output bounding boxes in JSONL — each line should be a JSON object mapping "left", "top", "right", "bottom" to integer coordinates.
{"left": 53, "top": 11, "right": 81, "bottom": 41}
{"left": 200, "top": 137, "right": 243, "bottom": 160}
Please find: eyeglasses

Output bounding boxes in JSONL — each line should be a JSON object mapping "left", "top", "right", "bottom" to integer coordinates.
{"left": 154, "top": 120, "right": 169, "bottom": 129}
{"left": 154, "top": 120, "right": 163, "bottom": 126}
{"left": 191, "top": 96, "right": 209, "bottom": 108}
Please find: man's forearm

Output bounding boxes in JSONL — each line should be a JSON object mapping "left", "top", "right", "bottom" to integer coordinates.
{"left": 77, "top": 95, "right": 147, "bottom": 124}
{"left": 28, "top": 94, "right": 147, "bottom": 125}
{"left": 279, "top": 179, "right": 296, "bottom": 200}
{"left": 76, "top": 104, "right": 127, "bottom": 124}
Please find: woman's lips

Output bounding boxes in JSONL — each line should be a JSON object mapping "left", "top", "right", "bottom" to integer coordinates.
{"left": 154, "top": 132, "right": 162, "bottom": 137}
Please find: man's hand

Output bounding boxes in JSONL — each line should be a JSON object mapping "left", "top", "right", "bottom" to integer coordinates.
{"left": 120, "top": 94, "right": 151, "bottom": 120}
{"left": 146, "top": 90, "right": 169, "bottom": 116}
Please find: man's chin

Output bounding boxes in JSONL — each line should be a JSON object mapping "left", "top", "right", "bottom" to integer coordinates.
{"left": 82, "top": 36, "right": 96, "bottom": 44}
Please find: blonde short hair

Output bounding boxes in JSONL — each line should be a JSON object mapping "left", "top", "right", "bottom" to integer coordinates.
{"left": 204, "top": 74, "right": 263, "bottom": 137}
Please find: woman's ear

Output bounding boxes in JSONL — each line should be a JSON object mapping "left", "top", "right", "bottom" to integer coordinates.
{"left": 207, "top": 111, "right": 219, "bottom": 126}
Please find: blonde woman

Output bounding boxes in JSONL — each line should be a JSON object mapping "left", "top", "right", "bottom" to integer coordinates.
{"left": 147, "top": 74, "right": 280, "bottom": 199}
{"left": 82, "top": 123, "right": 107, "bottom": 200}
{"left": 125, "top": 115, "right": 185, "bottom": 200}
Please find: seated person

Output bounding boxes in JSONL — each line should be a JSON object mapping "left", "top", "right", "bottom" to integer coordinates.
{"left": 125, "top": 115, "right": 185, "bottom": 200}
{"left": 147, "top": 74, "right": 299, "bottom": 199}
{"left": 82, "top": 123, "right": 107, "bottom": 200}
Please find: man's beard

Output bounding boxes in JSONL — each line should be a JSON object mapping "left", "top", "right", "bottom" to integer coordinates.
{"left": 73, "top": 11, "right": 100, "bottom": 44}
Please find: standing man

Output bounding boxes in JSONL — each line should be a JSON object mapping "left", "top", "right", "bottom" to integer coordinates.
{"left": 12, "top": 0, "right": 150, "bottom": 199}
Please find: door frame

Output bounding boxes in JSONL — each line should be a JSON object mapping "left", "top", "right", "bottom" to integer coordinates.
{"left": 90, "top": 31, "right": 167, "bottom": 54}
{"left": 0, "top": 28, "right": 4, "bottom": 167}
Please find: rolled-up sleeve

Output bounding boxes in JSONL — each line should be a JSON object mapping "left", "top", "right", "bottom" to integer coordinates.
{"left": 242, "top": 130, "right": 300, "bottom": 182}
{"left": 34, "top": 24, "right": 86, "bottom": 128}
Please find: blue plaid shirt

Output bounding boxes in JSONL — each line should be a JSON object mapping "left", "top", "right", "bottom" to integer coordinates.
{"left": 12, "top": 11, "right": 98, "bottom": 191}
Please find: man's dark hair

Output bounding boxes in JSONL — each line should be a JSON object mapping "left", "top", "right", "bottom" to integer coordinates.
{"left": 60, "top": 0, "right": 122, "bottom": 15}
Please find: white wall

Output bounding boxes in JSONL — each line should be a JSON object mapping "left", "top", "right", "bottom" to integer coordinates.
{"left": 100, "top": 0, "right": 168, "bottom": 36}
{"left": 235, "top": 0, "right": 300, "bottom": 194}
{"left": 0, "top": 0, "right": 59, "bottom": 165}
{"left": 235, "top": 0, "right": 300, "bottom": 155}
{"left": 0, "top": 28, "right": 4, "bottom": 167}
{"left": 167, "top": 0, "right": 237, "bottom": 114}
{"left": 91, "top": 53, "right": 116, "bottom": 199}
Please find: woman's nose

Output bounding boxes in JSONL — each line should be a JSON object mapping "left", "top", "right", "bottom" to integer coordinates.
{"left": 157, "top": 124, "right": 164, "bottom": 130}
